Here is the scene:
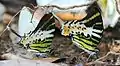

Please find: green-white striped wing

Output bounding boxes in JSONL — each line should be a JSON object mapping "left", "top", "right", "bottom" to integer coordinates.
{"left": 61, "top": 2, "right": 103, "bottom": 54}
{"left": 20, "top": 13, "right": 55, "bottom": 54}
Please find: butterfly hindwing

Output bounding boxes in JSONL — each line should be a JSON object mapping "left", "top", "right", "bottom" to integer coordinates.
{"left": 73, "top": 2, "right": 103, "bottom": 54}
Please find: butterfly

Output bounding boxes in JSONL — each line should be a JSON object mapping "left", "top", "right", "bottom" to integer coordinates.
{"left": 62, "top": 2, "right": 103, "bottom": 55}
{"left": 18, "top": 6, "right": 56, "bottom": 57}
{"left": 50, "top": 2, "right": 103, "bottom": 55}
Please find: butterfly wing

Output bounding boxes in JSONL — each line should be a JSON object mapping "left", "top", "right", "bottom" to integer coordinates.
{"left": 20, "top": 13, "right": 55, "bottom": 54}
{"left": 97, "top": 0, "right": 120, "bottom": 28}
{"left": 73, "top": 2, "right": 103, "bottom": 54}
{"left": 36, "top": 0, "right": 53, "bottom": 6}
{"left": 36, "top": 0, "right": 93, "bottom": 8}
{"left": 61, "top": 2, "right": 104, "bottom": 54}
{"left": 18, "top": 6, "right": 39, "bottom": 36}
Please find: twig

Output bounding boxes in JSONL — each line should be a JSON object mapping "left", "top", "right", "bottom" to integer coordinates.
{"left": 0, "top": 10, "right": 20, "bottom": 37}
{"left": 87, "top": 51, "right": 120, "bottom": 65}
{"left": 95, "top": 52, "right": 111, "bottom": 61}
{"left": 96, "top": 52, "right": 120, "bottom": 61}
{"left": 86, "top": 60, "right": 107, "bottom": 65}
{"left": 0, "top": 7, "right": 34, "bottom": 37}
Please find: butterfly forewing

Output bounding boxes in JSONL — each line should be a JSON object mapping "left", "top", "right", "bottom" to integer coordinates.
{"left": 18, "top": 6, "right": 39, "bottom": 36}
